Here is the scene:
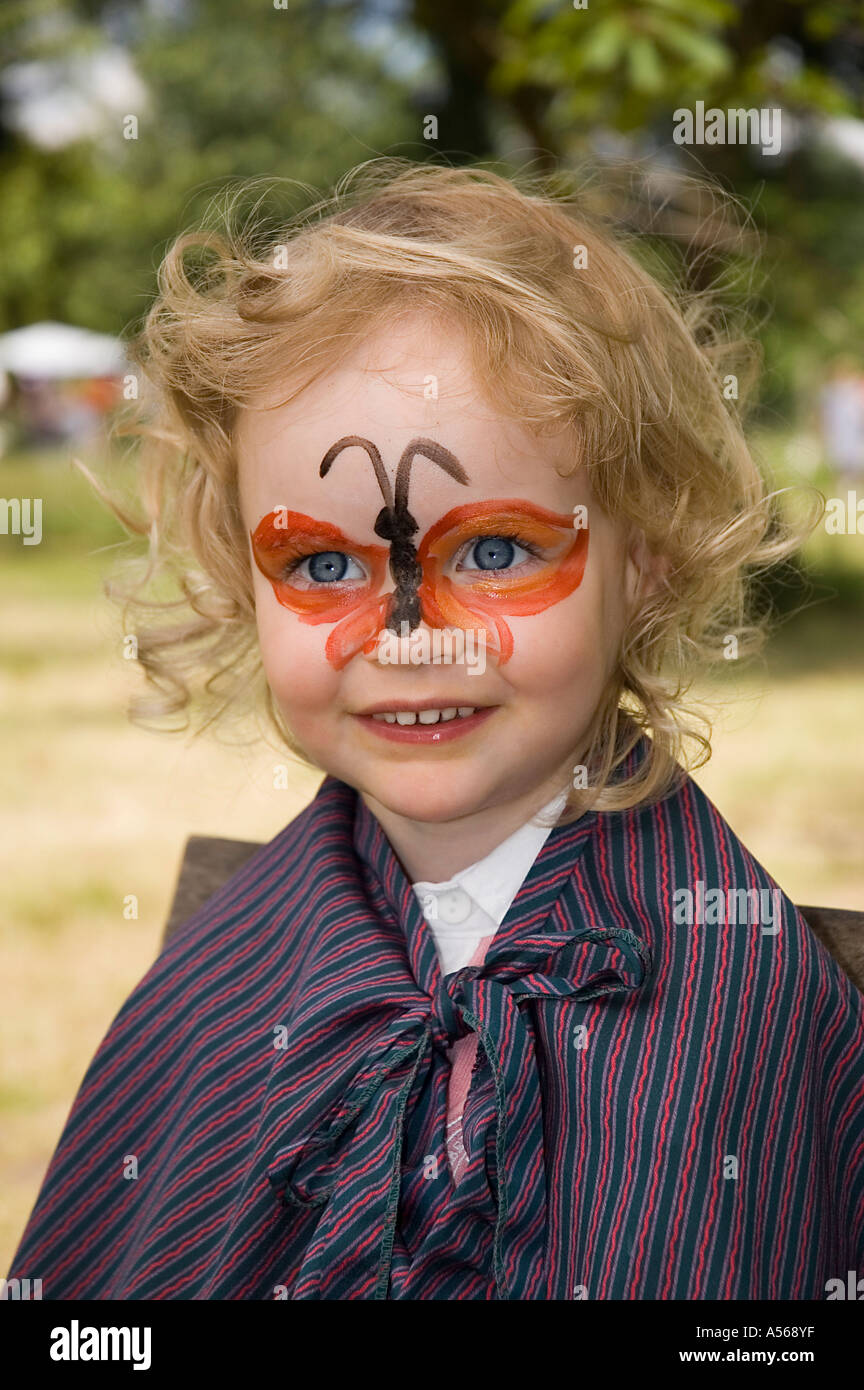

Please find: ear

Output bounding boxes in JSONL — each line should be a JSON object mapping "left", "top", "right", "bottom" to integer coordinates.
{"left": 624, "top": 526, "right": 668, "bottom": 609}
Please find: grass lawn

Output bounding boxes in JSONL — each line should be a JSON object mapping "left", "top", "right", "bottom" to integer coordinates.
{"left": 2, "top": 439, "right": 862, "bottom": 1271}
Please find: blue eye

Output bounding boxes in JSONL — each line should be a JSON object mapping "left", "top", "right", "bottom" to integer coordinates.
{"left": 297, "top": 551, "right": 365, "bottom": 584}
{"left": 461, "top": 535, "right": 534, "bottom": 572}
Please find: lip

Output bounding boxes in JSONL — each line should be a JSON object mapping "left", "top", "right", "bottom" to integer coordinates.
{"left": 354, "top": 699, "right": 493, "bottom": 717}
{"left": 352, "top": 706, "right": 497, "bottom": 743}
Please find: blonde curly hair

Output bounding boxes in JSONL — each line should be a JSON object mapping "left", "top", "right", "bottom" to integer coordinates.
{"left": 83, "top": 156, "right": 814, "bottom": 821}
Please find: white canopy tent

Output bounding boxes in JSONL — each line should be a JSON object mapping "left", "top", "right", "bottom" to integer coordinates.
{"left": 0, "top": 321, "right": 127, "bottom": 379}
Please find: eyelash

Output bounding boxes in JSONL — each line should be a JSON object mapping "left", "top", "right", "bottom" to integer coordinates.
{"left": 282, "top": 532, "right": 546, "bottom": 583}
{"left": 281, "top": 553, "right": 364, "bottom": 583}
{"left": 454, "top": 532, "right": 545, "bottom": 567}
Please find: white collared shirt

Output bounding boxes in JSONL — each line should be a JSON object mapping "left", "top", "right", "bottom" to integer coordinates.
{"left": 411, "top": 790, "right": 568, "bottom": 976}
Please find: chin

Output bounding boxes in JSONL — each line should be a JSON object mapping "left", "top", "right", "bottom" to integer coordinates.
{"left": 362, "top": 768, "right": 499, "bottom": 824}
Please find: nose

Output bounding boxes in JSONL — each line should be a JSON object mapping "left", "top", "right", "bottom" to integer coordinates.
{"left": 360, "top": 614, "right": 441, "bottom": 668}
{"left": 359, "top": 612, "right": 494, "bottom": 677}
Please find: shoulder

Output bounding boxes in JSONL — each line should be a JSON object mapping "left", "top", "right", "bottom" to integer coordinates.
{"left": 94, "top": 776, "right": 357, "bottom": 1051}
{"left": 586, "top": 761, "right": 863, "bottom": 1011}
{"left": 159, "top": 773, "right": 354, "bottom": 957}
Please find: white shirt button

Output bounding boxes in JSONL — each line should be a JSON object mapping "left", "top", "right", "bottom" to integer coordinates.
{"left": 434, "top": 886, "right": 474, "bottom": 925}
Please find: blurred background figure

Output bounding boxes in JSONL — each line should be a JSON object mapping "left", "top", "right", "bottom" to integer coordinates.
{"left": 0, "top": 322, "right": 126, "bottom": 453}
{"left": 819, "top": 354, "right": 864, "bottom": 488}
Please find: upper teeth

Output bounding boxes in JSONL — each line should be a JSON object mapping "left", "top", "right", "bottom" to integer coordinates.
{"left": 372, "top": 707, "right": 477, "bottom": 725}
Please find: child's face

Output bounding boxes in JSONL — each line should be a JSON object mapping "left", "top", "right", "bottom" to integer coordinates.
{"left": 236, "top": 312, "right": 642, "bottom": 827}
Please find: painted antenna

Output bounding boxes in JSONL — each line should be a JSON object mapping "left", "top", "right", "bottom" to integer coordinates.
{"left": 319, "top": 435, "right": 468, "bottom": 631}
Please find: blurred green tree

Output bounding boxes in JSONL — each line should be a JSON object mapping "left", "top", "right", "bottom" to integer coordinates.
{"left": 0, "top": 0, "right": 420, "bottom": 335}
{"left": 2, "top": 0, "right": 864, "bottom": 419}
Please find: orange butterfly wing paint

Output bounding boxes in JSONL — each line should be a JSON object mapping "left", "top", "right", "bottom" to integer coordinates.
{"left": 250, "top": 510, "right": 390, "bottom": 669}
{"left": 416, "top": 500, "right": 589, "bottom": 664}
{"left": 251, "top": 500, "right": 588, "bottom": 670}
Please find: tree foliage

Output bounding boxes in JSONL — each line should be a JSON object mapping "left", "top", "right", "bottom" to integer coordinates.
{"left": 1, "top": 0, "right": 864, "bottom": 413}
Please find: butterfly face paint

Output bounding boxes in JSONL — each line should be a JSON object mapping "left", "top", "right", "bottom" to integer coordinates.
{"left": 248, "top": 511, "right": 392, "bottom": 670}
{"left": 320, "top": 434, "right": 469, "bottom": 631}
{"left": 250, "top": 436, "right": 589, "bottom": 669}
{"left": 417, "top": 499, "right": 589, "bottom": 664}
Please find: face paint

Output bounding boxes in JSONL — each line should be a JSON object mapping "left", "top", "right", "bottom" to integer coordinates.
{"left": 251, "top": 444, "right": 589, "bottom": 670}
{"left": 416, "top": 499, "right": 589, "bottom": 663}
{"left": 319, "top": 435, "right": 468, "bottom": 632}
{"left": 249, "top": 509, "right": 391, "bottom": 669}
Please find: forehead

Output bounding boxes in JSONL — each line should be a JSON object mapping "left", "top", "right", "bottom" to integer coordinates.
{"left": 234, "top": 311, "right": 586, "bottom": 525}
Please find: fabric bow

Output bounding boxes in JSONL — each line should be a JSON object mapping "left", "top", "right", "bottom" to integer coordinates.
{"left": 266, "top": 923, "right": 651, "bottom": 1299}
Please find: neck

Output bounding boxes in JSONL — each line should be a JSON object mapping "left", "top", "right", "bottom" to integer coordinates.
{"left": 359, "top": 764, "right": 573, "bottom": 883}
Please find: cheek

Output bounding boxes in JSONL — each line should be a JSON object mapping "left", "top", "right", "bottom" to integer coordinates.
{"left": 253, "top": 581, "right": 341, "bottom": 718}
{"left": 502, "top": 565, "right": 621, "bottom": 701}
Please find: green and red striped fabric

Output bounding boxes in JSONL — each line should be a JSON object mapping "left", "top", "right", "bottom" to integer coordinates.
{"left": 9, "top": 742, "right": 864, "bottom": 1298}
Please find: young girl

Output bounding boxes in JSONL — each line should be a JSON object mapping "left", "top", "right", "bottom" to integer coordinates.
{"left": 9, "top": 160, "right": 864, "bottom": 1300}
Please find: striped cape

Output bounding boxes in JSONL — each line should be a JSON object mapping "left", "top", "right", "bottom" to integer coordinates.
{"left": 9, "top": 746, "right": 864, "bottom": 1299}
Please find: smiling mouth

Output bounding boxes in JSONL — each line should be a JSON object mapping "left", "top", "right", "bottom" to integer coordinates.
{"left": 371, "top": 706, "right": 478, "bottom": 726}
{"left": 352, "top": 702, "right": 497, "bottom": 742}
